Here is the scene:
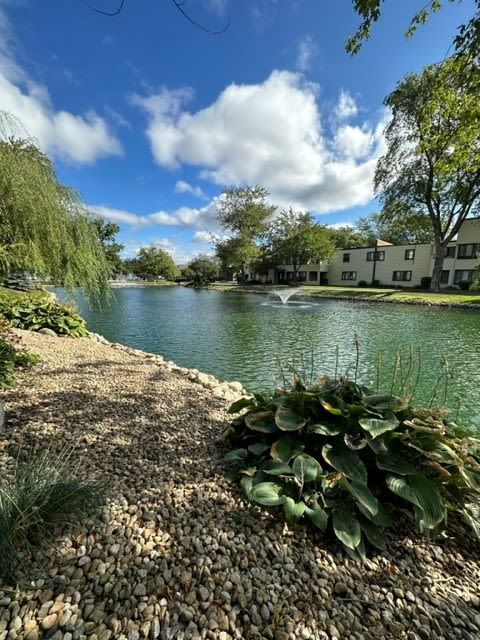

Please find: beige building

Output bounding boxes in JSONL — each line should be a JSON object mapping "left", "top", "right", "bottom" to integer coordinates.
{"left": 262, "top": 218, "right": 480, "bottom": 288}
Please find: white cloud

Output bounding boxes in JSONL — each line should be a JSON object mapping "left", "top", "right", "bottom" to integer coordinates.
{"left": 335, "top": 90, "right": 358, "bottom": 120}
{"left": 296, "top": 35, "right": 316, "bottom": 72}
{"left": 89, "top": 198, "right": 220, "bottom": 232}
{"left": 0, "top": 4, "right": 122, "bottom": 164}
{"left": 175, "top": 179, "right": 207, "bottom": 199}
{"left": 133, "top": 70, "right": 387, "bottom": 214}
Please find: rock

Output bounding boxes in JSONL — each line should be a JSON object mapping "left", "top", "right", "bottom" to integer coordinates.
{"left": 37, "top": 328, "right": 57, "bottom": 337}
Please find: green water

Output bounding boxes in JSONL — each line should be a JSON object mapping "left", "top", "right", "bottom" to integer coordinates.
{"left": 71, "top": 286, "right": 480, "bottom": 430}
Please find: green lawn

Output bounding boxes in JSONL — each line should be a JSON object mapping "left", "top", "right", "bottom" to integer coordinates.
{"left": 213, "top": 283, "right": 480, "bottom": 305}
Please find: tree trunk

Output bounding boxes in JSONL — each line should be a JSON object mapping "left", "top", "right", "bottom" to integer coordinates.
{"left": 430, "top": 242, "right": 446, "bottom": 291}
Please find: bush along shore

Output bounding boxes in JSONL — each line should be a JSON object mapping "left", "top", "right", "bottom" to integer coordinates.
{"left": 0, "top": 327, "right": 479, "bottom": 640}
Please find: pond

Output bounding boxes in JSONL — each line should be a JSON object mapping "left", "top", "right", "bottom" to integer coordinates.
{"left": 69, "top": 286, "right": 480, "bottom": 430}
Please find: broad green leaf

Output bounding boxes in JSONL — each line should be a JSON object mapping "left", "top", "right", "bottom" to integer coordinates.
{"left": 461, "top": 503, "right": 480, "bottom": 540}
{"left": 359, "top": 416, "right": 399, "bottom": 439}
{"left": 248, "top": 442, "right": 270, "bottom": 456}
{"left": 459, "top": 467, "right": 480, "bottom": 491}
{"left": 292, "top": 453, "right": 323, "bottom": 483}
{"left": 275, "top": 406, "right": 307, "bottom": 431}
{"left": 332, "top": 508, "right": 362, "bottom": 550}
{"left": 364, "top": 394, "right": 410, "bottom": 412}
{"left": 409, "top": 474, "right": 445, "bottom": 531}
{"left": 245, "top": 411, "right": 277, "bottom": 433}
{"left": 261, "top": 460, "right": 294, "bottom": 476}
{"left": 386, "top": 473, "right": 421, "bottom": 507}
{"left": 322, "top": 443, "right": 367, "bottom": 484}
{"left": 377, "top": 451, "right": 416, "bottom": 475}
{"left": 319, "top": 396, "right": 344, "bottom": 416}
{"left": 249, "top": 482, "right": 286, "bottom": 506}
{"left": 223, "top": 448, "right": 248, "bottom": 462}
{"left": 228, "top": 397, "right": 256, "bottom": 414}
{"left": 358, "top": 516, "right": 386, "bottom": 550}
{"left": 357, "top": 502, "right": 392, "bottom": 527}
{"left": 240, "top": 475, "right": 253, "bottom": 499}
{"left": 304, "top": 503, "right": 328, "bottom": 531}
{"left": 270, "top": 435, "right": 304, "bottom": 462}
{"left": 345, "top": 538, "right": 367, "bottom": 562}
{"left": 343, "top": 479, "right": 379, "bottom": 517}
{"left": 283, "top": 497, "right": 306, "bottom": 524}
{"left": 307, "top": 423, "right": 340, "bottom": 436}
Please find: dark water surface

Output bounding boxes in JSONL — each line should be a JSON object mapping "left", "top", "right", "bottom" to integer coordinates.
{"left": 68, "top": 286, "right": 480, "bottom": 430}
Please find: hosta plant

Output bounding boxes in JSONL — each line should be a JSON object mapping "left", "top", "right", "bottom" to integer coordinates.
{"left": 224, "top": 374, "right": 480, "bottom": 560}
{"left": 0, "top": 299, "right": 88, "bottom": 337}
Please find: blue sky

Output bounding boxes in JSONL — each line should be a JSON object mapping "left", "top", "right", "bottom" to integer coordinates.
{"left": 0, "top": 0, "right": 475, "bottom": 263}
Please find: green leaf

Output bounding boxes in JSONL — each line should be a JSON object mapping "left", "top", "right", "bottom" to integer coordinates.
{"left": 319, "top": 395, "right": 345, "bottom": 416}
{"left": 249, "top": 482, "right": 286, "bottom": 506}
{"left": 248, "top": 442, "right": 270, "bottom": 456}
{"left": 322, "top": 443, "right": 367, "bottom": 484}
{"left": 292, "top": 453, "right": 323, "bottom": 483}
{"left": 240, "top": 475, "right": 253, "bottom": 499}
{"left": 304, "top": 503, "right": 328, "bottom": 531}
{"left": 343, "top": 479, "right": 379, "bottom": 517}
{"left": 358, "top": 516, "right": 387, "bottom": 550}
{"left": 409, "top": 473, "right": 446, "bottom": 531}
{"left": 261, "top": 460, "right": 294, "bottom": 476}
{"left": 377, "top": 450, "right": 416, "bottom": 475}
{"left": 364, "top": 394, "right": 410, "bottom": 412}
{"left": 223, "top": 448, "right": 248, "bottom": 462}
{"left": 275, "top": 406, "right": 307, "bottom": 431}
{"left": 307, "top": 423, "right": 340, "bottom": 436}
{"left": 228, "top": 397, "right": 256, "bottom": 414}
{"left": 283, "top": 497, "right": 306, "bottom": 524}
{"left": 359, "top": 416, "right": 399, "bottom": 439}
{"left": 386, "top": 473, "right": 445, "bottom": 531}
{"left": 386, "top": 473, "right": 421, "bottom": 507}
{"left": 245, "top": 411, "right": 277, "bottom": 433}
{"left": 270, "top": 435, "right": 304, "bottom": 462}
{"left": 332, "top": 508, "right": 362, "bottom": 550}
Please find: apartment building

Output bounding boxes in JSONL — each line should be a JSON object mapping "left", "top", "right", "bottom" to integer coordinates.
{"left": 265, "top": 217, "right": 480, "bottom": 288}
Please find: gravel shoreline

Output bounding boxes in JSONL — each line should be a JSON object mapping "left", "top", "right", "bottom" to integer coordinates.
{"left": 0, "top": 329, "right": 479, "bottom": 640}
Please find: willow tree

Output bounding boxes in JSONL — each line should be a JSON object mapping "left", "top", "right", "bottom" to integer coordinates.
{"left": 374, "top": 55, "right": 480, "bottom": 290}
{"left": 0, "top": 120, "right": 110, "bottom": 302}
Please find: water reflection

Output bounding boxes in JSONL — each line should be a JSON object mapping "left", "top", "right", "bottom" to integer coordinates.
{"left": 65, "top": 287, "right": 480, "bottom": 430}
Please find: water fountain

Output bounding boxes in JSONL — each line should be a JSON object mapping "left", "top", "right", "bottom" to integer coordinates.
{"left": 270, "top": 288, "right": 302, "bottom": 304}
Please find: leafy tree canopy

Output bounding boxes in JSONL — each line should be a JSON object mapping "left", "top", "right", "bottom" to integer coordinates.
{"left": 92, "top": 218, "right": 125, "bottom": 276}
{"left": 267, "top": 209, "right": 336, "bottom": 281}
{"left": 355, "top": 207, "right": 434, "bottom": 245}
{"left": 187, "top": 254, "right": 219, "bottom": 285}
{"left": 0, "top": 114, "right": 110, "bottom": 303}
{"left": 214, "top": 185, "right": 276, "bottom": 281}
{"left": 348, "top": 0, "right": 480, "bottom": 59}
{"left": 135, "top": 246, "right": 178, "bottom": 280}
{"left": 374, "top": 55, "right": 480, "bottom": 289}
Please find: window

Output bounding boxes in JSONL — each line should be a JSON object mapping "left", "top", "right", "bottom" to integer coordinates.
{"left": 366, "top": 250, "right": 385, "bottom": 261}
{"left": 341, "top": 271, "right": 357, "bottom": 281}
{"left": 392, "top": 271, "right": 412, "bottom": 282}
{"left": 308, "top": 271, "right": 318, "bottom": 282}
{"left": 454, "top": 269, "right": 475, "bottom": 284}
{"left": 298, "top": 271, "right": 306, "bottom": 282}
{"left": 445, "top": 246, "right": 456, "bottom": 258}
{"left": 404, "top": 249, "right": 415, "bottom": 260}
{"left": 457, "top": 244, "right": 479, "bottom": 259}
{"left": 343, "top": 252, "right": 350, "bottom": 263}
{"left": 440, "top": 270, "right": 450, "bottom": 284}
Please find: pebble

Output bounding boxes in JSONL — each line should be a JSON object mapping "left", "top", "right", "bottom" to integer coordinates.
{"left": 0, "top": 327, "right": 479, "bottom": 640}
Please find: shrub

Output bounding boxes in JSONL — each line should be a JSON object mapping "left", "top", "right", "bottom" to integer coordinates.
{"left": 0, "top": 446, "right": 106, "bottom": 586}
{"left": 358, "top": 281, "right": 368, "bottom": 287}
{"left": 0, "top": 299, "right": 88, "bottom": 337}
{"left": 224, "top": 373, "right": 480, "bottom": 561}
{"left": 0, "top": 317, "right": 38, "bottom": 388}
{"left": 458, "top": 280, "right": 471, "bottom": 291}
